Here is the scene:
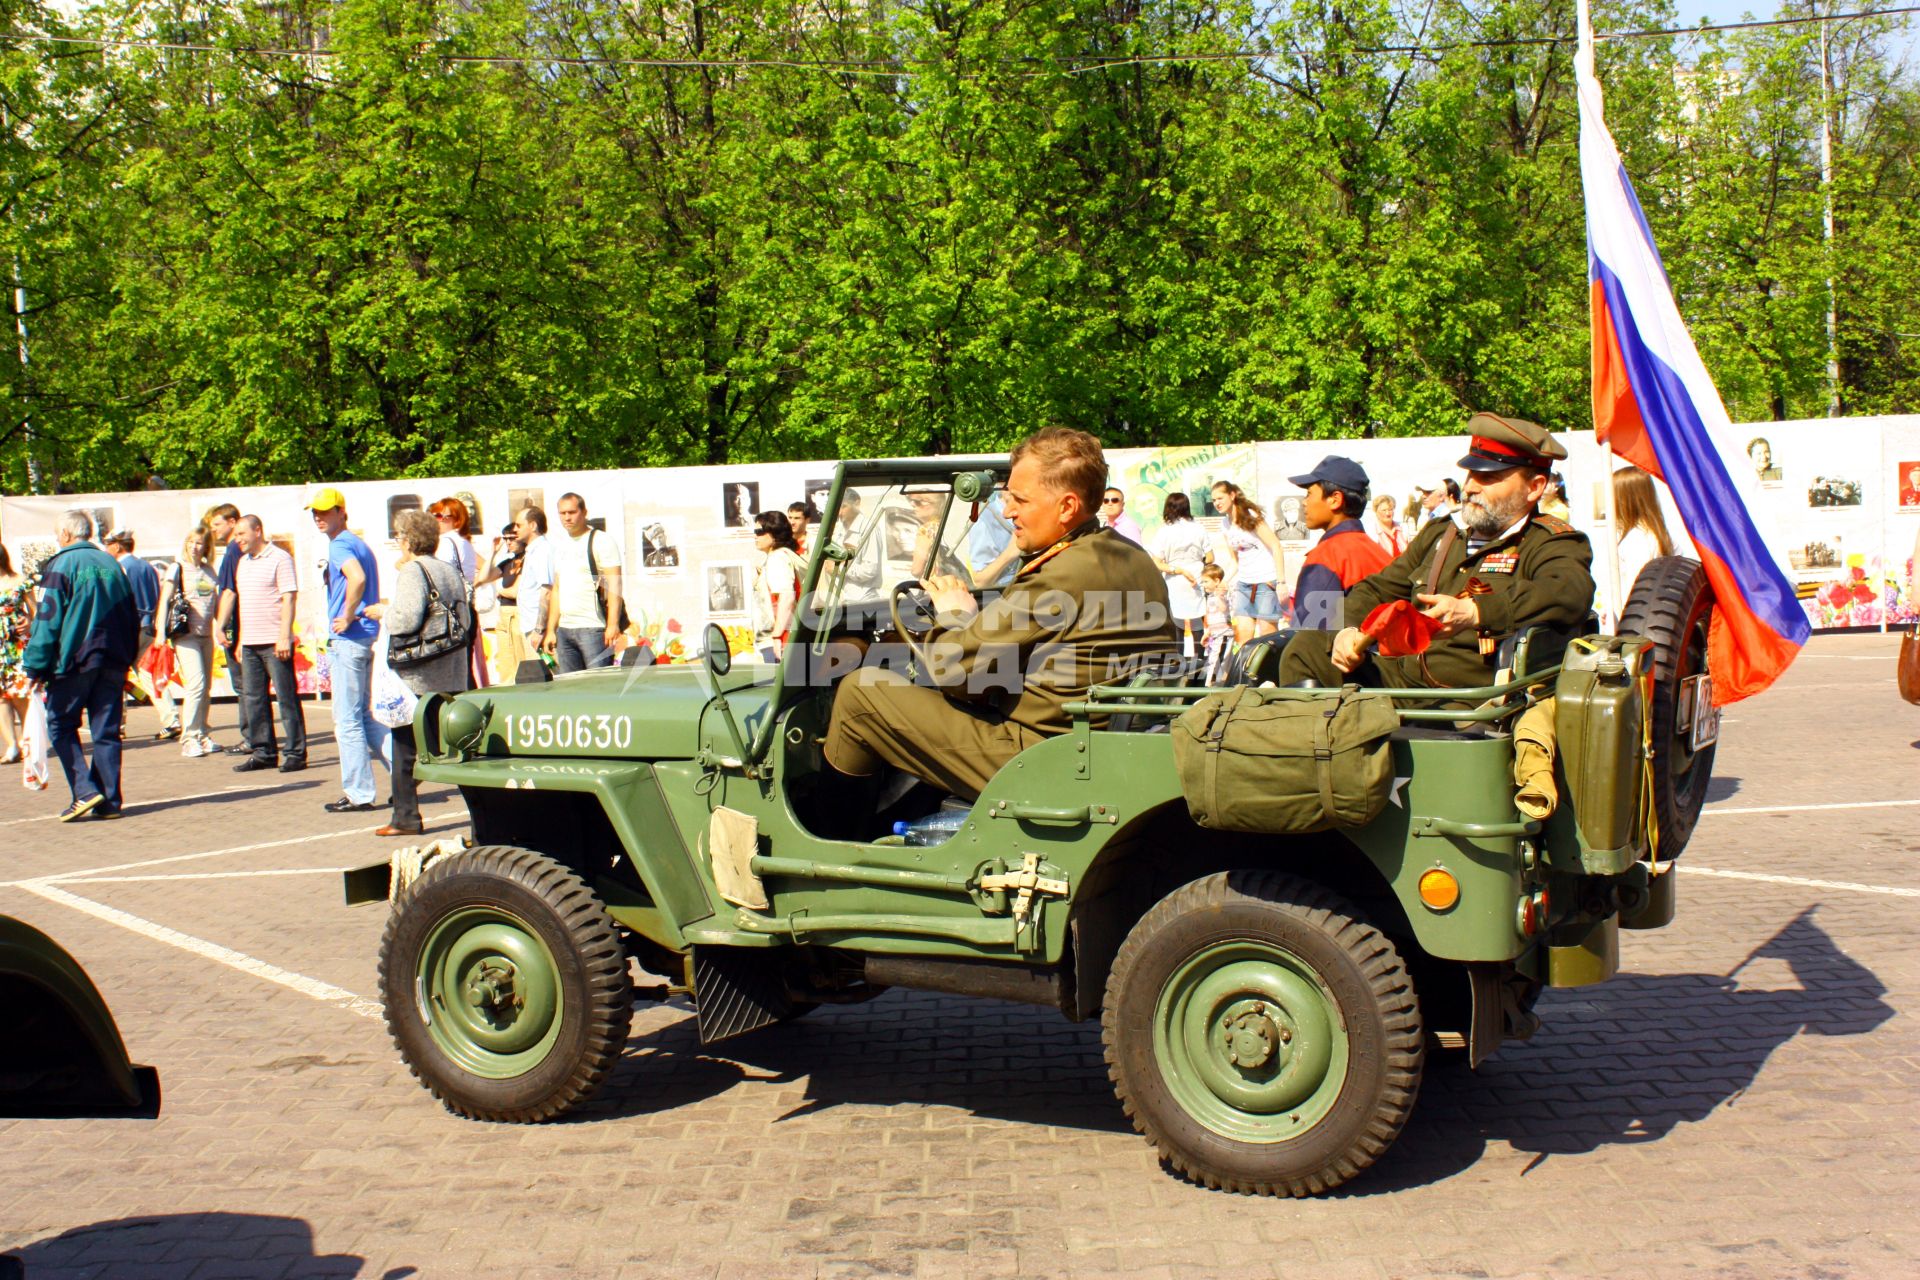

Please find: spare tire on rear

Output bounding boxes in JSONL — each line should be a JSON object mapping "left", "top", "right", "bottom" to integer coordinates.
{"left": 1617, "top": 556, "right": 1717, "bottom": 857}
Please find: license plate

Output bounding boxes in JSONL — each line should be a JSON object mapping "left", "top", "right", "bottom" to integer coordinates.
{"left": 1677, "top": 674, "right": 1718, "bottom": 751}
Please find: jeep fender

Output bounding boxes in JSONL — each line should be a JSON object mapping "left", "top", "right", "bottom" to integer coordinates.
{"left": 412, "top": 756, "right": 717, "bottom": 948}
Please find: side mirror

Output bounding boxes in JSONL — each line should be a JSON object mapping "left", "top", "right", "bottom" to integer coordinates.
{"left": 700, "top": 622, "right": 753, "bottom": 773}
{"left": 703, "top": 623, "right": 732, "bottom": 678}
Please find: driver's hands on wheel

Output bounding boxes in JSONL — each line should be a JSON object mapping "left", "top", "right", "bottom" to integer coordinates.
{"left": 921, "top": 573, "right": 978, "bottom": 625}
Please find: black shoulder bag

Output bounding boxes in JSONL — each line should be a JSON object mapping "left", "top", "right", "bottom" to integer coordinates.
{"left": 164, "top": 564, "right": 192, "bottom": 639}
{"left": 389, "top": 561, "right": 476, "bottom": 669}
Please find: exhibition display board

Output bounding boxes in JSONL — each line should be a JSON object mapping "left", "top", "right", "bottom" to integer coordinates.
{"left": 5, "top": 415, "right": 1914, "bottom": 695}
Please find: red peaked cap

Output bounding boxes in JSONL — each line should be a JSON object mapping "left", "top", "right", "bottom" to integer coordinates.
{"left": 1360, "top": 600, "right": 1445, "bottom": 657}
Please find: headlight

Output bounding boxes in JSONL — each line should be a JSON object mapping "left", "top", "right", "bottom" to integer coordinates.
{"left": 440, "top": 699, "right": 490, "bottom": 756}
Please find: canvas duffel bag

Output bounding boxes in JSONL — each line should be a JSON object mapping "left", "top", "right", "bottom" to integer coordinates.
{"left": 1172, "top": 684, "right": 1400, "bottom": 833}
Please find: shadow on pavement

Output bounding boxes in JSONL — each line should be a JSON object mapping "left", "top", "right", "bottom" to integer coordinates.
{"left": 1353, "top": 905, "right": 1893, "bottom": 1193}
{"left": 581, "top": 989, "right": 1129, "bottom": 1134}
{"left": 1704, "top": 774, "right": 1741, "bottom": 802}
{"left": 119, "top": 778, "right": 323, "bottom": 818}
{"left": 582, "top": 906, "right": 1890, "bottom": 1192}
{"left": 0, "top": 1212, "right": 387, "bottom": 1279}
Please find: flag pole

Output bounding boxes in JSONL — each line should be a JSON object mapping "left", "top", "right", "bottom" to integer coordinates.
{"left": 1576, "top": 0, "right": 1626, "bottom": 630}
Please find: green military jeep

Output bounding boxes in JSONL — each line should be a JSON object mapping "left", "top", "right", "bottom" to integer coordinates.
{"left": 346, "top": 458, "right": 1716, "bottom": 1196}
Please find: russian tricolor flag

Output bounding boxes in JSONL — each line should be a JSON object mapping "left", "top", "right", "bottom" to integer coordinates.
{"left": 1576, "top": 1, "right": 1807, "bottom": 704}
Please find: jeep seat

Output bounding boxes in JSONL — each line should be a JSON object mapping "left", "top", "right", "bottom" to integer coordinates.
{"left": 1221, "top": 630, "right": 1298, "bottom": 687}
{"left": 1107, "top": 654, "right": 1209, "bottom": 733}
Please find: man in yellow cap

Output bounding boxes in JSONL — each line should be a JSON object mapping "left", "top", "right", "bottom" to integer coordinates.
{"left": 1276, "top": 413, "right": 1595, "bottom": 690}
{"left": 306, "top": 487, "right": 389, "bottom": 814}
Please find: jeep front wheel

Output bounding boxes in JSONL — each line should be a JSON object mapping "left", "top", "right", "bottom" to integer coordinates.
{"left": 1102, "top": 871, "right": 1423, "bottom": 1196}
{"left": 378, "top": 845, "right": 632, "bottom": 1122}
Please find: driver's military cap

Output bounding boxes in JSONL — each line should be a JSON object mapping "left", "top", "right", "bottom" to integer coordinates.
{"left": 1457, "top": 412, "right": 1567, "bottom": 474}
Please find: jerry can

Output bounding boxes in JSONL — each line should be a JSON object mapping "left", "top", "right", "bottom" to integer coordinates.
{"left": 1553, "top": 635, "right": 1651, "bottom": 873}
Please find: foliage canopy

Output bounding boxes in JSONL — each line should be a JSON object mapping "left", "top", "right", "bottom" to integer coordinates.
{"left": 1, "top": 0, "right": 1915, "bottom": 492}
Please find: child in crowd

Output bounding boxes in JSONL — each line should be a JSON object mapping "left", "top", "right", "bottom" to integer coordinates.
{"left": 1200, "top": 563, "right": 1234, "bottom": 684}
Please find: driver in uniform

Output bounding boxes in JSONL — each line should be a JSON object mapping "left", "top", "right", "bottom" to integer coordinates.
{"left": 1275, "top": 413, "right": 1595, "bottom": 690}
{"left": 823, "top": 427, "right": 1177, "bottom": 802}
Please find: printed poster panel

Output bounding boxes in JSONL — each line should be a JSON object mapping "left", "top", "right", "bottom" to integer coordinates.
{"left": 5, "top": 417, "right": 1917, "bottom": 687}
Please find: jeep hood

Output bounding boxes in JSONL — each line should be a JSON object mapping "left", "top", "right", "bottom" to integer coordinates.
{"left": 446, "top": 663, "right": 775, "bottom": 761}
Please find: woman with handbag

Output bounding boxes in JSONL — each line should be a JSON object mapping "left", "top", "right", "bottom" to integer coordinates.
{"left": 365, "top": 510, "right": 472, "bottom": 837}
{"left": 430, "top": 497, "right": 489, "bottom": 688}
{"left": 151, "top": 527, "right": 224, "bottom": 757}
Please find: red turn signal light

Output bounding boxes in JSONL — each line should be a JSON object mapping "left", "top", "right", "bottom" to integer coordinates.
{"left": 1517, "top": 888, "right": 1550, "bottom": 937}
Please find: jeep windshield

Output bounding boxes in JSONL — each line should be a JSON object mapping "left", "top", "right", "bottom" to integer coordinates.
{"left": 818, "top": 477, "right": 1015, "bottom": 617}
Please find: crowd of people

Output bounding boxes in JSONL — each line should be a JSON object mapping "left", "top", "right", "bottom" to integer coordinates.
{"left": 0, "top": 487, "right": 841, "bottom": 829}
{"left": 1112, "top": 458, "right": 1673, "bottom": 676}
{"left": 0, "top": 446, "right": 1690, "bottom": 828}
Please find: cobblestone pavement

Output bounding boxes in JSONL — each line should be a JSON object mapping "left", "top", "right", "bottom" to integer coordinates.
{"left": 2, "top": 633, "right": 1916, "bottom": 1279}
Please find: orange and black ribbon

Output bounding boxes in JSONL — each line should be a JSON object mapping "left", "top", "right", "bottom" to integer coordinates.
{"left": 1460, "top": 577, "right": 1498, "bottom": 655}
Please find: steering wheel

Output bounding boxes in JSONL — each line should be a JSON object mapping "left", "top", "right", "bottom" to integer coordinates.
{"left": 889, "top": 579, "right": 942, "bottom": 675}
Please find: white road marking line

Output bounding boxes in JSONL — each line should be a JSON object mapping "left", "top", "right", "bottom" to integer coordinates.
{"left": 14, "top": 880, "right": 383, "bottom": 1019}
{"left": 0, "top": 826, "right": 387, "bottom": 885}
{"left": 1796, "top": 653, "right": 1902, "bottom": 661}
{"left": 0, "top": 813, "right": 469, "bottom": 887}
{"left": 1759, "top": 681, "right": 1895, "bottom": 690}
{"left": 1703, "top": 798, "right": 1920, "bottom": 817}
{"left": 61, "top": 867, "right": 348, "bottom": 883}
{"left": 0, "top": 783, "right": 281, "bottom": 827}
{"left": 1683, "top": 865, "right": 1920, "bottom": 900}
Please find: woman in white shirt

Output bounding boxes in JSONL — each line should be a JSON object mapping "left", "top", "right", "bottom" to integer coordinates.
{"left": 1210, "top": 481, "right": 1288, "bottom": 643}
{"left": 751, "top": 511, "right": 807, "bottom": 661}
{"left": 430, "top": 497, "right": 486, "bottom": 686}
{"left": 1149, "top": 492, "right": 1212, "bottom": 657}
{"left": 430, "top": 498, "right": 479, "bottom": 584}
{"left": 1371, "top": 495, "right": 1406, "bottom": 559}
{"left": 1611, "top": 465, "right": 1674, "bottom": 627}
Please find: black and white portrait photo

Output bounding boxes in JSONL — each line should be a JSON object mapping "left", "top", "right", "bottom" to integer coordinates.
{"left": 1748, "top": 437, "right": 1783, "bottom": 483}
{"left": 721, "top": 482, "right": 759, "bottom": 529}
{"left": 706, "top": 562, "right": 747, "bottom": 616}
{"left": 1272, "top": 495, "right": 1309, "bottom": 541}
{"left": 641, "top": 519, "right": 680, "bottom": 570}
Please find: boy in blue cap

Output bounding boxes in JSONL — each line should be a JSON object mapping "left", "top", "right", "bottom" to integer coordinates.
{"left": 1287, "top": 455, "right": 1393, "bottom": 629}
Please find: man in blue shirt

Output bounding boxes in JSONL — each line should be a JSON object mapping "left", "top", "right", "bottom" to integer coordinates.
{"left": 307, "top": 487, "right": 388, "bottom": 814}
{"left": 104, "top": 528, "right": 178, "bottom": 740}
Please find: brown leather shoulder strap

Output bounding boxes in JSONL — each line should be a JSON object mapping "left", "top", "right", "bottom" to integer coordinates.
{"left": 1423, "top": 524, "right": 1458, "bottom": 597}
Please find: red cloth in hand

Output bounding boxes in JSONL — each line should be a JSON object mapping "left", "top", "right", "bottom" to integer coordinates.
{"left": 137, "top": 642, "right": 179, "bottom": 688}
{"left": 1360, "top": 600, "right": 1445, "bottom": 658}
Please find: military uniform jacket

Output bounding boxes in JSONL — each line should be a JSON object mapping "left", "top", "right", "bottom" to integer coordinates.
{"left": 923, "top": 521, "right": 1177, "bottom": 738}
{"left": 1343, "top": 511, "right": 1595, "bottom": 689}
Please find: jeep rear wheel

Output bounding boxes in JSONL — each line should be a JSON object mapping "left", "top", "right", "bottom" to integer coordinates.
{"left": 378, "top": 845, "right": 631, "bottom": 1122}
{"left": 1103, "top": 871, "right": 1423, "bottom": 1196}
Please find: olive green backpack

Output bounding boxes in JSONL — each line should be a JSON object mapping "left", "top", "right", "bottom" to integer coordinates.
{"left": 1171, "top": 685, "right": 1401, "bottom": 833}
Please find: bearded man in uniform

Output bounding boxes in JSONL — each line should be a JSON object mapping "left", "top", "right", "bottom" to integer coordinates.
{"left": 823, "top": 427, "right": 1177, "bottom": 804}
{"left": 1276, "top": 413, "right": 1596, "bottom": 690}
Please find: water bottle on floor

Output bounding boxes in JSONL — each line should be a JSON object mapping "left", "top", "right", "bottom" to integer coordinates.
{"left": 893, "top": 806, "right": 972, "bottom": 846}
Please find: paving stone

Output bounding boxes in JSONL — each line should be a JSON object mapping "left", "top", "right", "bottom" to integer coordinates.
{"left": 1, "top": 639, "right": 1917, "bottom": 1278}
